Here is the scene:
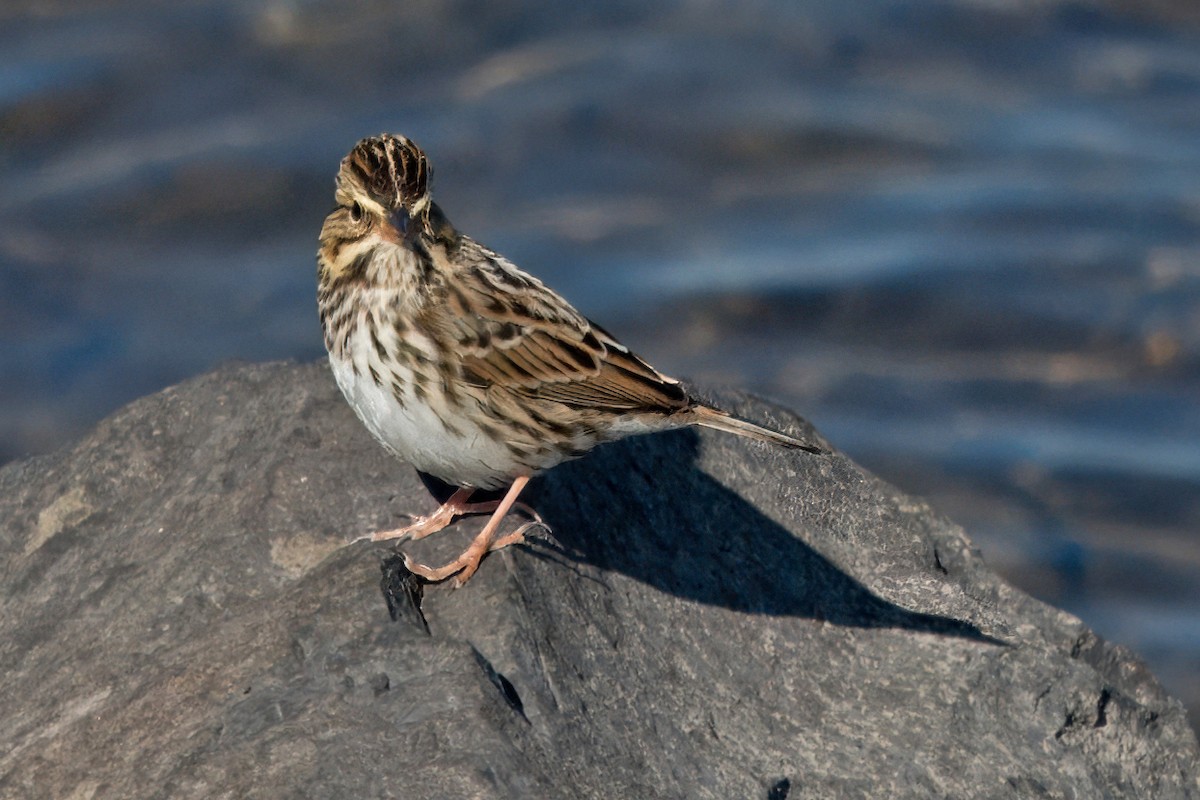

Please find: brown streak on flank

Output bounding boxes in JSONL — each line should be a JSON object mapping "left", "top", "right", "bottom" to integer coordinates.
{"left": 368, "top": 316, "right": 388, "bottom": 361}
{"left": 476, "top": 420, "right": 503, "bottom": 443}
{"left": 439, "top": 413, "right": 463, "bottom": 438}
{"left": 439, "top": 375, "right": 458, "bottom": 406}
{"left": 396, "top": 340, "right": 431, "bottom": 366}
{"left": 529, "top": 409, "right": 574, "bottom": 439}
{"left": 474, "top": 395, "right": 523, "bottom": 430}
{"left": 496, "top": 413, "right": 539, "bottom": 442}
{"left": 439, "top": 360, "right": 464, "bottom": 407}
{"left": 333, "top": 304, "right": 356, "bottom": 337}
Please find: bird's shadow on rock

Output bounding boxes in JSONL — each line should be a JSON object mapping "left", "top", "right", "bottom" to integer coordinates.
{"left": 505, "top": 428, "right": 1001, "bottom": 644}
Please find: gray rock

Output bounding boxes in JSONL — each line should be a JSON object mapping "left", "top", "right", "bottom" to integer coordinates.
{"left": 1, "top": 361, "right": 1196, "bottom": 799}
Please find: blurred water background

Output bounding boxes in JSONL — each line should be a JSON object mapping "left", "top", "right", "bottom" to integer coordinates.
{"left": 2, "top": 0, "right": 1198, "bottom": 729}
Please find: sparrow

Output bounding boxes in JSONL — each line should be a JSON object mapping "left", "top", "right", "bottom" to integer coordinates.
{"left": 318, "top": 134, "right": 823, "bottom": 586}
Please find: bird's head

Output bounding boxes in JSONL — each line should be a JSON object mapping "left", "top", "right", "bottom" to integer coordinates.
{"left": 318, "top": 134, "right": 435, "bottom": 283}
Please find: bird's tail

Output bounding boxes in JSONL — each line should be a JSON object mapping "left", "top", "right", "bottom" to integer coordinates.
{"left": 689, "top": 405, "right": 826, "bottom": 454}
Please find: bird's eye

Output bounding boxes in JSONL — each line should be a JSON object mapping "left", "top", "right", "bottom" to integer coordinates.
{"left": 348, "top": 202, "right": 363, "bottom": 223}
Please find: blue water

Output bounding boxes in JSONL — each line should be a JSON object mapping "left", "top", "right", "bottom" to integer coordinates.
{"left": 2, "top": 0, "right": 1198, "bottom": 725}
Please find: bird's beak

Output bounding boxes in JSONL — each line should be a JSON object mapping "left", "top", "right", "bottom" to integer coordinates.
{"left": 388, "top": 208, "right": 411, "bottom": 241}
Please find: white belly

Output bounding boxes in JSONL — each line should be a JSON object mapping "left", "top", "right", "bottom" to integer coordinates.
{"left": 330, "top": 355, "right": 523, "bottom": 489}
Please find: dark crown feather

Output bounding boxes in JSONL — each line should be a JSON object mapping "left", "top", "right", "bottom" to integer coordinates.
{"left": 345, "top": 134, "right": 431, "bottom": 212}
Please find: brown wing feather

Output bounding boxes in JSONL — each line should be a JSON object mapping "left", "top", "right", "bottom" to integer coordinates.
{"left": 442, "top": 244, "right": 688, "bottom": 413}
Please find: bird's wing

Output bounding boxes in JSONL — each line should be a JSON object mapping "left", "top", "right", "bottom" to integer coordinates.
{"left": 434, "top": 247, "right": 688, "bottom": 413}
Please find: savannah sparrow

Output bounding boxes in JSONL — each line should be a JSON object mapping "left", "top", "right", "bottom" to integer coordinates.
{"left": 318, "top": 134, "right": 823, "bottom": 586}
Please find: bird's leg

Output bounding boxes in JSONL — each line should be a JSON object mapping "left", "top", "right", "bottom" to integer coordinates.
{"left": 354, "top": 487, "right": 477, "bottom": 544}
{"left": 403, "top": 475, "right": 532, "bottom": 587}
{"left": 353, "top": 484, "right": 544, "bottom": 546}
{"left": 488, "top": 520, "right": 544, "bottom": 551}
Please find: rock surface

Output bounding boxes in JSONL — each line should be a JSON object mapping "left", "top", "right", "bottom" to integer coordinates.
{"left": 1, "top": 361, "right": 1196, "bottom": 799}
